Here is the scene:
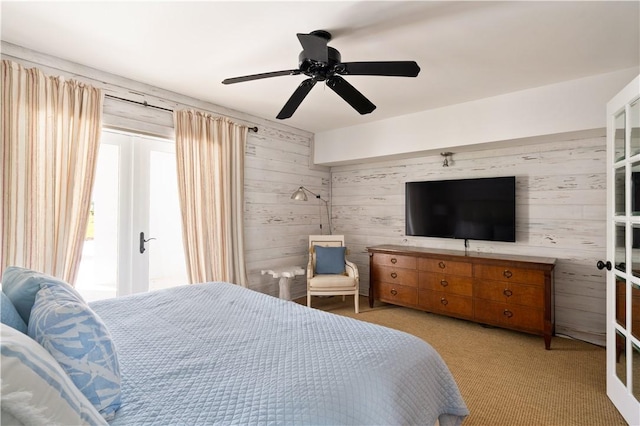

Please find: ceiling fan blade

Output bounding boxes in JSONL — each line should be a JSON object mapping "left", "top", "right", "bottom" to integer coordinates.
{"left": 222, "top": 69, "right": 300, "bottom": 85}
{"left": 326, "top": 76, "right": 376, "bottom": 115}
{"left": 338, "top": 61, "right": 421, "bottom": 77}
{"left": 297, "top": 33, "right": 328, "bottom": 63}
{"left": 276, "top": 78, "right": 317, "bottom": 119}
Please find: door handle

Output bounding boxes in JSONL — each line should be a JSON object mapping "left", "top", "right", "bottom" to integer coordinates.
{"left": 139, "top": 232, "right": 156, "bottom": 254}
{"left": 596, "top": 260, "right": 612, "bottom": 271}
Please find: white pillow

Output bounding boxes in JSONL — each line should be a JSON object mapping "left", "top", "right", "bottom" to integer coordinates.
{"left": 0, "top": 324, "right": 107, "bottom": 425}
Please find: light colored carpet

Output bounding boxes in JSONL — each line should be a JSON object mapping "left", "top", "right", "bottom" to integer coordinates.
{"left": 297, "top": 295, "right": 627, "bottom": 425}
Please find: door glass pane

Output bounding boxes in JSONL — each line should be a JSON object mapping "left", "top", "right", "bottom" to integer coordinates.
{"left": 617, "top": 278, "right": 626, "bottom": 328}
{"left": 616, "top": 167, "right": 626, "bottom": 216}
{"left": 148, "top": 150, "right": 188, "bottom": 291}
{"left": 633, "top": 342, "right": 640, "bottom": 402}
{"left": 633, "top": 225, "right": 640, "bottom": 279}
{"left": 616, "top": 110, "right": 626, "bottom": 162}
{"left": 633, "top": 165, "right": 640, "bottom": 216}
{"left": 631, "top": 100, "right": 640, "bottom": 157}
{"left": 633, "top": 282, "right": 640, "bottom": 341}
{"left": 76, "top": 144, "right": 119, "bottom": 302}
{"left": 616, "top": 224, "right": 627, "bottom": 272}
{"left": 616, "top": 330, "right": 627, "bottom": 386}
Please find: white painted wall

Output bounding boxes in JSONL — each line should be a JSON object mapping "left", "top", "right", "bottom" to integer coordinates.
{"left": 315, "top": 67, "right": 638, "bottom": 165}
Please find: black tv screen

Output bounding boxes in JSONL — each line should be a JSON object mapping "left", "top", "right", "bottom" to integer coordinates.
{"left": 405, "top": 176, "right": 516, "bottom": 242}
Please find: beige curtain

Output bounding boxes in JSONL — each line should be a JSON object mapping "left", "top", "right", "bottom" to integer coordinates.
{"left": 1, "top": 60, "right": 103, "bottom": 284}
{"left": 174, "top": 110, "right": 248, "bottom": 286}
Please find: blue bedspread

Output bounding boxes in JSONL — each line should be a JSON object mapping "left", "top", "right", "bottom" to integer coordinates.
{"left": 90, "top": 282, "right": 468, "bottom": 425}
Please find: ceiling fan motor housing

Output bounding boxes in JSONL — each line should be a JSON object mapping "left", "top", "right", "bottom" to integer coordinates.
{"left": 299, "top": 47, "right": 341, "bottom": 81}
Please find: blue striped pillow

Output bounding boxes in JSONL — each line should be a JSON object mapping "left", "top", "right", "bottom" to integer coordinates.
{"left": 1, "top": 324, "right": 107, "bottom": 425}
{"left": 28, "top": 281, "right": 122, "bottom": 421}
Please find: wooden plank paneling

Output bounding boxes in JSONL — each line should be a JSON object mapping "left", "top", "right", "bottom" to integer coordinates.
{"left": 3, "top": 43, "right": 326, "bottom": 301}
{"left": 332, "top": 136, "right": 607, "bottom": 346}
{"left": 4, "top": 43, "right": 610, "bottom": 345}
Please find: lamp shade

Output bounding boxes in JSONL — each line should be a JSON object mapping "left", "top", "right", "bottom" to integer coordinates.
{"left": 291, "top": 187, "right": 308, "bottom": 201}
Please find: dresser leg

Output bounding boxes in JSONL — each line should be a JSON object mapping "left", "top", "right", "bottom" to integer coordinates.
{"left": 544, "top": 334, "right": 552, "bottom": 350}
{"left": 369, "top": 285, "right": 374, "bottom": 308}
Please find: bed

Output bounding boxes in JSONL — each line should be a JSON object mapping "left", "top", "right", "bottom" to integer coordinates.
{"left": 1, "top": 268, "right": 468, "bottom": 425}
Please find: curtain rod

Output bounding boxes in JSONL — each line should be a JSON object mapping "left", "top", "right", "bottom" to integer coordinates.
{"left": 104, "top": 94, "right": 258, "bottom": 132}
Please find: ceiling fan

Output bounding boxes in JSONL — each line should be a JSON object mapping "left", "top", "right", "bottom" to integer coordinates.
{"left": 221, "top": 30, "right": 421, "bottom": 120}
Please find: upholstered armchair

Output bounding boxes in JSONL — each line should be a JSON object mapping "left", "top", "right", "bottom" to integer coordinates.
{"left": 307, "top": 235, "right": 359, "bottom": 313}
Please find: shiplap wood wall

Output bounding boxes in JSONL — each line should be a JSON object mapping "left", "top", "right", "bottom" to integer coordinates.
{"left": 331, "top": 134, "right": 608, "bottom": 346}
{"left": 2, "top": 42, "right": 328, "bottom": 298}
{"left": 3, "top": 42, "right": 609, "bottom": 345}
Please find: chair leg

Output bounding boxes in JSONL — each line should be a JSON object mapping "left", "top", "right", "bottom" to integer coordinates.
{"left": 354, "top": 292, "right": 359, "bottom": 314}
{"left": 307, "top": 293, "right": 311, "bottom": 308}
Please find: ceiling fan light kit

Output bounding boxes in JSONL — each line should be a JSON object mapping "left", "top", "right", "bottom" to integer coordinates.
{"left": 222, "top": 30, "right": 420, "bottom": 120}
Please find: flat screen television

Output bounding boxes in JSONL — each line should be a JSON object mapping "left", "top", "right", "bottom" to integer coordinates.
{"left": 405, "top": 176, "right": 516, "bottom": 242}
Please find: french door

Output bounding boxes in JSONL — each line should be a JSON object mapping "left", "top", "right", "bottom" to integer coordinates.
{"left": 76, "top": 130, "right": 187, "bottom": 302}
{"left": 604, "top": 74, "right": 640, "bottom": 424}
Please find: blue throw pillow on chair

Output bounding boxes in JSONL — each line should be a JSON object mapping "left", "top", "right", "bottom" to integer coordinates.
{"left": 314, "top": 245, "right": 346, "bottom": 274}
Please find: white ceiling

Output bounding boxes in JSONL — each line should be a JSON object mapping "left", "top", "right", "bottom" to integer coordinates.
{"left": 2, "top": 1, "right": 639, "bottom": 134}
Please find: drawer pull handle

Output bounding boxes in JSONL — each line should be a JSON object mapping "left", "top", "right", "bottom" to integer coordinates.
{"left": 440, "top": 280, "right": 448, "bottom": 287}
{"left": 390, "top": 272, "right": 398, "bottom": 279}
{"left": 503, "top": 309, "right": 513, "bottom": 318}
{"left": 391, "top": 258, "right": 397, "bottom": 264}
{"left": 503, "top": 270, "right": 513, "bottom": 278}
{"left": 440, "top": 298, "right": 448, "bottom": 306}
{"left": 438, "top": 261, "right": 446, "bottom": 269}
{"left": 390, "top": 289, "right": 398, "bottom": 296}
{"left": 503, "top": 289, "right": 513, "bottom": 297}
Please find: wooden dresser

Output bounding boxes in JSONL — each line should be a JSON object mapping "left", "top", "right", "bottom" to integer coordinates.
{"left": 368, "top": 245, "right": 556, "bottom": 349}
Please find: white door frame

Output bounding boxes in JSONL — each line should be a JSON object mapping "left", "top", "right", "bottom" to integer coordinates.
{"left": 606, "top": 74, "right": 640, "bottom": 425}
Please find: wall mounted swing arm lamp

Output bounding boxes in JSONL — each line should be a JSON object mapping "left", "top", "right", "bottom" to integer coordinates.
{"left": 291, "top": 186, "right": 332, "bottom": 235}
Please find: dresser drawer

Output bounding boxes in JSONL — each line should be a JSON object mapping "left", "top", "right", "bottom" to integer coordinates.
{"left": 372, "top": 253, "right": 416, "bottom": 269}
{"left": 474, "top": 280, "right": 544, "bottom": 308}
{"left": 474, "top": 299, "right": 544, "bottom": 332}
{"left": 419, "top": 273, "right": 473, "bottom": 297}
{"left": 372, "top": 264, "right": 418, "bottom": 287}
{"left": 376, "top": 282, "right": 417, "bottom": 306}
{"left": 418, "top": 258, "right": 472, "bottom": 276}
{"left": 368, "top": 245, "right": 555, "bottom": 349}
{"left": 419, "top": 290, "right": 473, "bottom": 319}
{"left": 474, "top": 264, "right": 545, "bottom": 286}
